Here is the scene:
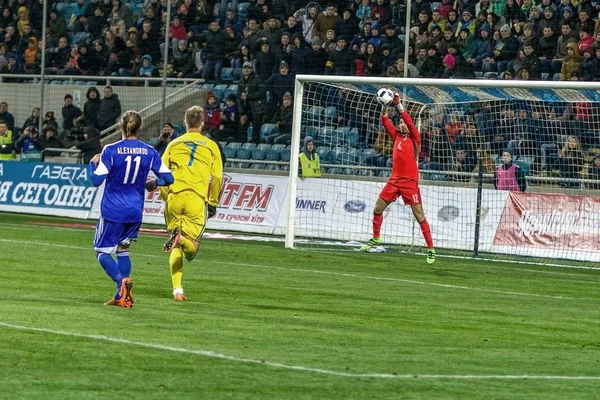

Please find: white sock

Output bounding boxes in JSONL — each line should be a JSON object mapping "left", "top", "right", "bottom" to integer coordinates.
{"left": 173, "top": 287, "right": 184, "bottom": 296}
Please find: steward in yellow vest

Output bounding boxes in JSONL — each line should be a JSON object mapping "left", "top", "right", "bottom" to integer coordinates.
{"left": 298, "top": 136, "right": 321, "bottom": 178}
{"left": 0, "top": 120, "right": 16, "bottom": 161}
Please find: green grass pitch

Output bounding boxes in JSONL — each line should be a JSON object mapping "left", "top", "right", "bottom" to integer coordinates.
{"left": 0, "top": 212, "right": 599, "bottom": 399}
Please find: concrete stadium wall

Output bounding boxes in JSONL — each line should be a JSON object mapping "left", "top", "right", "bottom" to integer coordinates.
{"left": 0, "top": 83, "right": 204, "bottom": 132}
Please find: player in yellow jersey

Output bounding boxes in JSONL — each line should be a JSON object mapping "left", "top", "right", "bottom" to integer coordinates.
{"left": 147, "top": 105, "right": 223, "bottom": 301}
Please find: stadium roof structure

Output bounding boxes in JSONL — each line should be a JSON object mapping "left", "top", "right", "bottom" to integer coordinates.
{"left": 342, "top": 83, "right": 600, "bottom": 105}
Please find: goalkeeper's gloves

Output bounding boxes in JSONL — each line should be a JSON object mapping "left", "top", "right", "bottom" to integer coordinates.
{"left": 207, "top": 204, "right": 217, "bottom": 219}
{"left": 392, "top": 92, "right": 404, "bottom": 112}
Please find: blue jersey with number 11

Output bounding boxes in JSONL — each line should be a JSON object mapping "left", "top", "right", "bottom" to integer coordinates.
{"left": 90, "top": 139, "right": 173, "bottom": 223}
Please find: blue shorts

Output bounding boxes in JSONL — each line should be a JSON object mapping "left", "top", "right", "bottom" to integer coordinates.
{"left": 94, "top": 216, "right": 141, "bottom": 254}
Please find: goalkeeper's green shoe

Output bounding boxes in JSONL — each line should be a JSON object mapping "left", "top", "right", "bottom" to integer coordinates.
{"left": 360, "top": 237, "right": 383, "bottom": 252}
{"left": 426, "top": 249, "right": 436, "bottom": 264}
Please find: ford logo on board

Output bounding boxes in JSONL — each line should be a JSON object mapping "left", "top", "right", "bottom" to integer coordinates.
{"left": 344, "top": 200, "right": 367, "bottom": 213}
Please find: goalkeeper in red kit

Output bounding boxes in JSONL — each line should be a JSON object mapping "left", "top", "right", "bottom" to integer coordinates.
{"left": 360, "top": 91, "right": 436, "bottom": 264}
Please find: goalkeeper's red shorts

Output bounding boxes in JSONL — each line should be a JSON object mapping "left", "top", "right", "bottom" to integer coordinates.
{"left": 379, "top": 179, "right": 421, "bottom": 206}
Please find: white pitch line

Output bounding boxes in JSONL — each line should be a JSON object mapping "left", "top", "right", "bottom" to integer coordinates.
{"left": 0, "top": 238, "right": 594, "bottom": 301}
{"left": 1, "top": 321, "right": 599, "bottom": 381}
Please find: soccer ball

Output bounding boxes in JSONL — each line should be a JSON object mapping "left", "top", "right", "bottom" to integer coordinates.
{"left": 376, "top": 88, "right": 394, "bottom": 105}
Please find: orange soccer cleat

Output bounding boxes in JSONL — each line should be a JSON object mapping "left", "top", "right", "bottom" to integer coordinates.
{"left": 114, "top": 278, "right": 134, "bottom": 308}
{"left": 174, "top": 293, "right": 187, "bottom": 302}
{"left": 163, "top": 228, "right": 182, "bottom": 253}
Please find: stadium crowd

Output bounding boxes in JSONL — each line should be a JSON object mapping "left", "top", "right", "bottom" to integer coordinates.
{"left": 0, "top": 0, "right": 599, "bottom": 187}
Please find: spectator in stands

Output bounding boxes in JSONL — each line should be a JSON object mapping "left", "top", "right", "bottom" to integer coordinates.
{"left": 556, "top": 135, "right": 584, "bottom": 187}
{"left": 0, "top": 120, "right": 15, "bottom": 161}
{"left": 219, "top": 93, "right": 244, "bottom": 142}
{"left": 420, "top": 123, "right": 453, "bottom": 179}
{"left": 62, "top": 95, "right": 83, "bottom": 134}
{"left": 45, "top": 36, "right": 70, "bottom": 75}
{"left": 74, "top": 126, "right": 102, "bottom": 163}
{"left": 14, "top": 126, "right": 43, "bottom": 161}
{"left": 42, "top": 111, "right": 59, "bottom": 133}
{"left": 255, "top": 39, "right": 276, "bottom": 82}
{"left": 238, "top": 61, "right": 266, "bottom": 143}
{"left": 560, "top": 42, "right": 581, "bottom": 80}
{"left": 336, "top": 8, "right": 360, "bottom": 41}
{"left": 494, "top": 150, "right": 527, "bottom": 191}
{"left": 587, "top": 155, "right": 600, "bottom": 189}
{"left": 537, "top": 26, "right": 557, "bottom": 75}
{"left": 304, "top": 38, "right": 328, "bottom": 74}
{"left": 313, "top": 4, "right": 341, "bottom": 42}
{"left": 1, "top": 24, "right": 20, "bottom": 52}
{"left": 139, "top": 19, "right": 161, "bottom": 63}
{"left": 298, "top": 136, "right": 321, "bottom": 177}
{"left": 21, "top": 108, "right": 40, "bottom": 132}
{"left": 200, "top": 20, "right": 226, "bottom": 82}
{"left": 23, "top": 37, "right": 39, "bottom": 74}
{"left": 451, "top": 147, "right": 477, "bottom": 181}
{"left": 88, "top": 6, "right": 105, "bottom": 39}
{"left": 326, "top": 36, "right": 354, "bottom": 75}
{"left": 266, "top": 61, "right": 294, "bottom": 106}
{"left": 96, "top": 86, "right": 122, "bottom": 132}
{"left": 294, "top": 3, "right": 320, "bottom": 44}
{"left": 266, "top": 91, "right": 293, "bottom": 145}
{"left": 48, "top": 9, "right": 68, "bottom": 46}
{"left": 259, "top": 15, "right": 282, "bottom": 47}
{"left": 203, "top": 91, "right": 222, "bottom": 136}
{"left": 494, "top": 24, "right": 520, "bottom": 73}
{"left": 154, "top": 122, "right": 178, "bottom": 156}
{"left": 82, "top": 87, "right": 101, "bottom": 129}
{"left": 0, "top": 102, "right": 15, "bottom": 133}
{"left": 169, "top": 40, "right": 193, "bottom": 78}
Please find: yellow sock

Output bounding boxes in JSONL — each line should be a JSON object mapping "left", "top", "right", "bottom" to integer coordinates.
{"left": 180, "top": 236, "right": 197, "bottom": 262}
{"left": 169, "top": 248, "right": 184, "bottom": 290}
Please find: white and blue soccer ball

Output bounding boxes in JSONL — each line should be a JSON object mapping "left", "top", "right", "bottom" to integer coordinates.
{"left": 376, "top": 88, "right": 394, "bottom": 105}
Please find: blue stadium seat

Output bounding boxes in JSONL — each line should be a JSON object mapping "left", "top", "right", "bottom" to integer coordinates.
{"left": 308, "top": 106, "right": 325, "bottom": 124}
{"left": 222, "top": 84, "right": 238, "bottom": 101}
{"left": 218, "top": 141, "right": 227, "bottom": 149}
{"left": 237, "top": 162, "right": 250, "bottom": 169}
{"left": 211, "top": 84, "right": 228, "bottom": 101}
{"left": 335, "top": 127, "right": 359, "bottom": 147}
{"left": 260, "top": 123, "right": 276, "bottom": 140}
{"left": 55, "top": 3, "right": 69, "bottom": 16}
{"left": 224, "top": 161, "right": 233, "bottom": 168}
{"left": 201, "top": 83, "right": 215, "bottom": 90}
{"left": 86, "top": 81, "right": 98, "bottom": 85}
{"left": 553, "top": 73, "right": 561, "bottom": 81}
{"left": 266, "top": 143, "right": 283, "bottom": 161}
{"left": 224, "top": 142, "right": 242, "bottom": 158}
{"left": 70, "top": 32, "right": 88, "bottom": 45}
{"left": 318, "top": 126, "right": 337, "bottom": 146}
{"left": 237, "top": 142, "right": 256, "bottom": 159}
{"left": 250, "top": 163, "right": 265, "bottom": 170}
{"left": 252, "top": 143, "right": 270, "bottom": 160}
{"left": 359, "top": 169, "right": 375, "bottom": 177}
{"left": 237, "top": 2, "right": 251, "bottom": 19}
{"left": 246, "top": 125, "right": 252, "bottom": 141}
{"left": 74, "top": 80, "right": 87, "bottom": 85}
{"left": 232, "top": 68, "right": 242, "bottom": 81}
{"left": 475, "top": 71, "right": 483, "bottom": 78}
{"left": 221, "top": 67, "right": 234, "bottom": 82}
{"left": 324, "top": 106, "right": 337, "bottom": 122}
{"left": 330, "top": 147, "right": 347, "bottom": 165}
{"left": 49, "top": 80, "right": 64, "bottom": 85}
{"left": 378, "top": 170, "right": 391, "bottom": 178}
{"left": 303, "top": 126, "right": 319, "bottom": 140}
{"left": 358, "top": 148, "right": 378, "bottom": 165}
{"left": 343, "top": 168, "right": 358, "bottom": 175}
{"left": 279, "top": 164, "right": 290, "bottom": 171}
{"left": 316, "top": 146, "right": 331, "bottom": 163}
{"left": 541, "top": 72, "right": 549, "bottom": 80}
{"left": 327, "top": 167, "right": 343, "bottom": 174}
{"left": 132, "top": 4, "right": 145, "bottom": 16}
{"left": 278, "top": 144, "right": 291, "bottom": 161}
{"left": 265, "top": 164, "right": 279, "bottom": 171}
{"left": 515, "top": 160, "right": 531, "bottom": 176}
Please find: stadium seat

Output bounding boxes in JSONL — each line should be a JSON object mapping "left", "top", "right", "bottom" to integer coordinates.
{"left": 260, "top": 123, "right": 276, "bottom": 140}
{"left": 223, "top": 84, "right": 238, "bottom": 100}
{"left": 343, "top": 168, "right": 358, "bottom": 175}
{"left": 237, "top": 162, "right": 250, "bottom": 169}
{"left": 318, "top": 126, "right": 337, "bottom": 146}
{"left": 224, "top": 161, "right": 233, "bottom": 168}
{"left": 252, "top": 143, "right": 270, "bottom": 160}
{"left": 55, "top": 3, "right": 69, "bottom": 15}
{"left": 246, "top": 125, "right": 252, "bottom": 141}
{"left": 201, "top": 83, "right": 214, "bottom": 90}
{"left": 316, "top": 146, "right": 331, "bottom": 163}
{"left": 250, "top": 163, "right": 265, "bottom": 170}
{"left": 308, "top": 106, "right": 325, "bottom": 124}
{"left": 483, "top": 72, "right": 497, "bottom": 79}
{"left": 237, "top": 2, "right": 251, "bottom": 19}
{"left": 221, "top": 67, "right": 234, "bottom": 82}
{"left": 280, "top": 145, "right": 291, "bottom": 161}
{"left": 475, "top": 71, "right": 483, "bottom": 78}
{"left": 324, "top": 106, "right": 337, "bottom": 123}
{"left": 279, "top": 164, "right": 290, "bottom": 171}
{"left": 515, "top": 160, "right": 531, "bottom": 176}
{"left": 232, "top": 68, "right": 242, "bottom": 81}
{"left": 131, "top": 3, "right": 145, "bottom": 15}
{"left": 212, "top": 84, "right": 228, "bottom": 101}
{"left": 266, "top": 144, "right": 283, "bottom": 161}
{"left": 386, "top": 158, "right": 393, "bottom": 168}
{"left": 541, "top": 72, "right": 549, "bottom": 80}
{"left": 359, "top": 148, "right": 378, "bottom": 165}
{"left": 330, "top": 147, "right": 347, "bottom": 165}
{"left": 224, "top": 142, "right": 242, "bottom": 158}
{"left": 265, "top": 164, "right": 279, "bottom": 171}
{"left": 49, "top": 80, "right": 64, "bottom": 85}
{"left": 303, "top": 126, "right": 319, "bottom": 141}
{"left": 237, "top": 142, "right": 256, "bottom": 159}
{"left": 553, "top": 73, "right": 561, "bottom": 81}
{"left": 335, "top": 127, "right": 359, "bottom": 147}
{"left": 327, "top": 167, "right": 343, "bottom": 174}
{"left": 359, "top": 169, "right": 375, "bottom": 177}
{"left": 378, "top": 170, "right": 392, "bottom": 178}
{"left": 70, "top": 32, "right": 88, "bottom": 45}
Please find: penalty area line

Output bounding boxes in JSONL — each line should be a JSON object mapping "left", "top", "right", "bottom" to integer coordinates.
{"left": 1, "top": 321, "right": 599, "bottom": 381}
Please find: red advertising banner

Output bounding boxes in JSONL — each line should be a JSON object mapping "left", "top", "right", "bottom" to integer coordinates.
{"left": 493, "top": 192, "right": 600, "bottom": 251}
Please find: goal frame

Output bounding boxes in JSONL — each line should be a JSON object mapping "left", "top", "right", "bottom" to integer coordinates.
{"left": 285, "top": 76, "right": 600, "bottom": 250}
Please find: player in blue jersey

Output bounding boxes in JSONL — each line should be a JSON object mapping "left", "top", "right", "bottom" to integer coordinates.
{"left": 89, "top": 110, "right": 174, "bottom": 308}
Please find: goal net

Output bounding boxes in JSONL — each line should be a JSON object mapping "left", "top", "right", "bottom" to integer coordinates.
{"left": 285, "top": 77, "right": 600, "bottom": 268}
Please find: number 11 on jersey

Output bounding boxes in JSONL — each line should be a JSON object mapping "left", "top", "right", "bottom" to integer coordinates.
{"left": 124, "top": 155, "right": 141, "bottom": 184}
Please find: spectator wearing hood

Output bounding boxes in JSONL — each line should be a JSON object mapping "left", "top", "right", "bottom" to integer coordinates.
{"left": 170, "top": 40, "right": 193, "bottom": 78}
{"left": 48, "top": 9, "right": 68, "bottom": 44}
{"left": 494, "top": 150, "right": 526, "bottom": 191}
{"left": 203, "top": 91, "right": 222, "bottom": 135}
{"left": 587, "top": 155, "right": 600, "bottom": 190}
{"left": 467, "top": 24, "right": 492, "bottom": 70}
{"left": 41, "top": 126, "right": 64, "bottom": 158}
{"left": 367, "top": 23, "right": 383, "bottom": 48}
{"left": 96, "top": 86, "right": 121, "bottom": 132}
{"left": 442, "top": 53, "right": 456, "bottom": 78}
{"left": 560, "top": 42, "right": 580, "bottom": 80}
{"left": 200, "top": 19, "right": 226, "bottom": 82}
{"left": 378, "top": 25, "right": 403, "bottom": 56}
{"left": 456, "top": 9, "right": 477, "bottom": 37}
{"left": 255, "top": 39, "right": 277, "bottom": 82}
{"left": 259, "top": 15, "right": 283, "bottom": 47}
{"left": 82, "top": 87, "right": 101, "bottom": 129}
{"left": 75, "top": 126, "right": 101, "bottom": 163}
{"left": 298, "top": 136, "right": 321, "bottom": 177}
{"left": 266, "top": 61, "right": 294, "bottom": 105}
{"left": 238, "top": 61, "right": 267, "bottom": 143}
{"left": 62, "top": 94, "right": 82, "bottom": 132}
{"left": 139, "top": 54, "right": 159, "bottom": 78}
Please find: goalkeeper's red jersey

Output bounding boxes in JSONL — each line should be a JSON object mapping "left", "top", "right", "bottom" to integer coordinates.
{"left": 381, "top": 110, "right": 421, "bottom": 182}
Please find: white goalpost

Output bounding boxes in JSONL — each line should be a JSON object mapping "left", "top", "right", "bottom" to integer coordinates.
{"left": 285, "top": 76, "right": 600, "bottom": 267}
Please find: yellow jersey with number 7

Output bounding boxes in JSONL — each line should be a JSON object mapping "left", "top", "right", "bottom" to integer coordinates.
{"left": 161, "top": 131, "right": 223, "bottom": 206}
